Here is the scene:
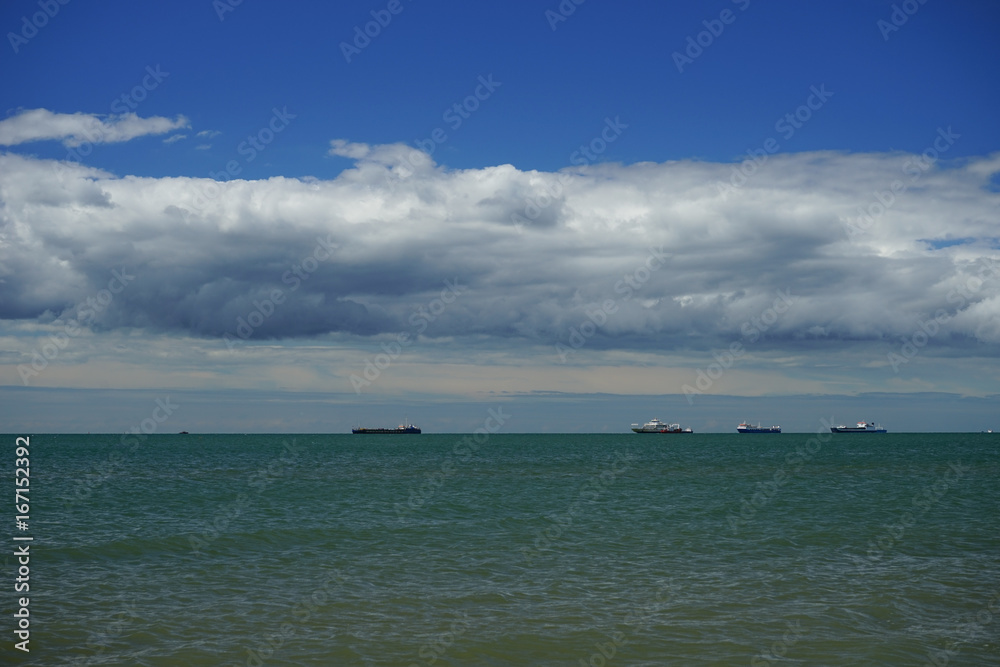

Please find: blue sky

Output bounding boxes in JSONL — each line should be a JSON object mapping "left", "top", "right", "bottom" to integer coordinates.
{"left": 6, "top": 0, "right": 1000, "bottom": 175}
{"left": 1, "top": 0, "right": 998, "bottom": 432}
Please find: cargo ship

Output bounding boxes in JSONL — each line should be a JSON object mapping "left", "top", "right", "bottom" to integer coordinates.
{"left": 830, "top": 421, "right": 886, "bottom": 433}
{"left": 737, "top": 422, "right": 781, "bottom": 434}
{"left": 631, "top": 418, "right": 693, "bottom": 434}
{"left": 352, "top": 423, "right": 421, "bottom": 434}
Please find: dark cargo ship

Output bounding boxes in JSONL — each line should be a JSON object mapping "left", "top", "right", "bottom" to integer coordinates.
{"left": 352, "top": 423, "right": 421, "bottom": 434}
{"left": 737, "top": 421, "right": 781, "bottom": 433}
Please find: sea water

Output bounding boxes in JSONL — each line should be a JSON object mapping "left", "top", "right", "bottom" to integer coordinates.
{"left": 6, "top": 432, "right": 999, "bottom": 665}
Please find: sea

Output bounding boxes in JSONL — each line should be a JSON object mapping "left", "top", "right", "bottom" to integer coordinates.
{"left": 6, "top": 431, "right": 999, "bottom": 666}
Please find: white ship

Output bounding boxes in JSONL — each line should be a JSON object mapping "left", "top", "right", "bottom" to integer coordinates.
{"left": 631, "top": 418, "right": 693, "bottom": 434}
{"left": 830, "top": 420, "right": 887, "bottom": 433}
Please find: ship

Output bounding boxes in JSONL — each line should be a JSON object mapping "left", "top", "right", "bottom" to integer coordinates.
{"left": 631, "top": 418, "right": 693, "bottom": 434}
{"left": 352, "top": 423, "right": 421, "bottom": 434}
{"left": 830, "top": 421, "right": 887, "bottom": 433}
{"left": 737, "top": 421, "right": 781, "bottom": 434}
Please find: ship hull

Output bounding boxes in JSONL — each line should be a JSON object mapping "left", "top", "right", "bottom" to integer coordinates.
{"left": 829, "top": 427, "right": 886, "bottom": 433}
{"left": 631, "top": 428, "right": 693, "bottom": 434}
{"left": 737, "top": 427, "right": 781, "bottom": 434}
{"left": 352, "top": 427, "right": 421, "bottom": 434}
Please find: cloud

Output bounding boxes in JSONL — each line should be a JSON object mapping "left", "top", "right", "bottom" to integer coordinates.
{"left": 197, "top": 130, "right": 221, "bottom": 139}
{"left": 163, "top": 134, "right": 187, "bottom": 144}
{"left": 0, "top": 109, "right": 189, "bottom": 148}
{"left": 0, "top": 144, "right": 998, "bottom": 364}
{"left": 328, "top": 139, "right": 370, "bottom": 159}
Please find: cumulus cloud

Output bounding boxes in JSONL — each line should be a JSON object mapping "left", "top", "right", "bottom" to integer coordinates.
{"left": 0, "top": 109, "right": 189, "bottom": 148}
{"left": 1, "top": 144, "right": 998, "bottom": 360}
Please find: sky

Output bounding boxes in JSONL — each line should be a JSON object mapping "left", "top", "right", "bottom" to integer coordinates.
{"left": 1, "top": 0, "right": 998, "bottom": 433}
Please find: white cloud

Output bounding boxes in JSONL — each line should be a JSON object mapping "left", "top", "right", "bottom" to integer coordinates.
{"left": 163, "top": 134, "right": 187, "bottom": 144}
{"left": 0, "top": 108, "right": 189, "bottom": 147}
{"left": 0, "top": 144, "right": 998, "bottom": 378}
{"left": 197, "top": 129, "right": 221, "bottom": 138}
{"left": 328, "top": 139, "right": 370, "bottom": 159}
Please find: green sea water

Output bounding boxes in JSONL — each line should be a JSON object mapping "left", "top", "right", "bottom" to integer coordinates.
{"left": 6, "top": 432, "right": 999, "bottom": 665}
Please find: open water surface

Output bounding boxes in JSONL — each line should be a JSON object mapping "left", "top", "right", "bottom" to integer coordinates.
{"left": 6, "top": 432, "right": 1000, "bottom": 665}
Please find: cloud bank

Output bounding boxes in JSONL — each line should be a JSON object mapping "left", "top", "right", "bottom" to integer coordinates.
{"left": 1, "top": 139, "right": 999, "bottom": 365}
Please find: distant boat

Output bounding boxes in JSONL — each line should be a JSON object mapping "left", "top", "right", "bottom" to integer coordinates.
{"left": 352, "top": 423, "right": 421, "bottom": 434}
{"left": 737, "top": 421, "right": 781, "bottom": 434}
{"left": 830, "top": 421, "right": 887, "bottom": 433}
{"left": 178, "top": 431, "right": 189, "bottom": 434}
{"left": 631, "top": 418, "right": 693, "bottom": 434}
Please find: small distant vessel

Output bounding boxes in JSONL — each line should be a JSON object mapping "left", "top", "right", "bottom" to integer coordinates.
{"left": 830, "top": 421, "right": 887, "bottom": 433}
{"left": 631, "top": 418, "right": 693, "bottom": 434}
{"left": 352, "top": 423, "right": 421, "bottom": 434}
{"left": 737, "top": 422, "right": 781, "bottom": 434}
